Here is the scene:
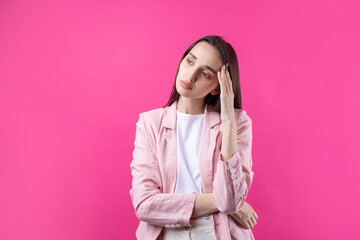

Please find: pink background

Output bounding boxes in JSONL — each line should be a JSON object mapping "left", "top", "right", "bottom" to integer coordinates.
{"left": 1, "top": 0, "right": 359, "bottom": 239}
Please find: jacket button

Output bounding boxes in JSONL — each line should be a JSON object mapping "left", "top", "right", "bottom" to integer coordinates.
{"left": 185, "top": 226, "right": 190, "bottom": 231}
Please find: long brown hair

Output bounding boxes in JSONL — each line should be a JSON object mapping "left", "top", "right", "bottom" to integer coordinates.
{"left": 163, "top": 35, "right": 242, "bottom": 113}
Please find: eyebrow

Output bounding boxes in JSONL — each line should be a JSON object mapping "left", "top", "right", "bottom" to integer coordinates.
{"left": 188, "top": 52, "right": 217, "bottom": 74}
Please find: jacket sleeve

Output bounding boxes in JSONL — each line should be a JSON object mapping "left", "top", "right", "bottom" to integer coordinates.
{"left": 212, "top": 110, "right": 254, "bottom": 214}
{"left": 129, "top": 113, "right": 197, "bottom": 227}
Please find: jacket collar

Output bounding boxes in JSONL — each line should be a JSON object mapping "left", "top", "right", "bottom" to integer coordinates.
{"left": 163, "top": 99, "right": 221, "bottom": 129}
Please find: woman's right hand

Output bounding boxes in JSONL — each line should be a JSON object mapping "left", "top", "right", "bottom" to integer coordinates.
{"left": 229, "top": 201, "right": 258, "bottom": 229}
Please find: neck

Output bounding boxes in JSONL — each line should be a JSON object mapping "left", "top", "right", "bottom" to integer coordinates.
{"left": 177, "top": 96, "right": 205, "bottom": 114}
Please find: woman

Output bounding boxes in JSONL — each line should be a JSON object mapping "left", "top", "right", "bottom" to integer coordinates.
{"left": 130, "top": 35, "right": 258, "bottom": 240}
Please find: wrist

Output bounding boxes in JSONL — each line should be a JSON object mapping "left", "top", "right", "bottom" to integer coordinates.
{"left": 208, "top": 193, "right": 219, "bottom": 213}
{"left": 222, "top": 117, "right": 236, "bottom": 126}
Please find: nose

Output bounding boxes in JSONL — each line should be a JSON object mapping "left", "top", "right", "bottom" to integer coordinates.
{"left": 188, "top": 69, "right": 200, "bottom": 82}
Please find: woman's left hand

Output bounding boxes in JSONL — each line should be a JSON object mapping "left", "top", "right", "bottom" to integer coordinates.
{"left": 229, "top": 201, "right": 259, "bottom": 229}
{"left": 217, "top": 63, "right": 236, "bottom": 123}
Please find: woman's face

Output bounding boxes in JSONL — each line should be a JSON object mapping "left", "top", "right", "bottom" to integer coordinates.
{"left": 176, "top": 41, "right": 223, "bottom": 100}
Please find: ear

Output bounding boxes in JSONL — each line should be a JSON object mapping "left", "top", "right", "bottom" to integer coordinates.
{"left": 210, "top": 84, "right": 220, "bottom": 95}
{"left": 210, "top": 90, "right": 220, "bottom": 95}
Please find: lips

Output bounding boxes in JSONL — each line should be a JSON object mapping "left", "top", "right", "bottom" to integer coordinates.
{"left": 181, "top": 80, "right": 193, "bottom": 89}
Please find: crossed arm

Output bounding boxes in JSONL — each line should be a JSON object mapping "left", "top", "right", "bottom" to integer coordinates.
{"left": 191, "top": 193, "right": 218, "bottom": 218}
{"left": 130, "top": 112, "right": 254, "bottom": 227}
{"left": 191, "top": 193, "right": 257, "bottom": 229}
{"left": 192, "top": 118, "right": 247, "bottom": 219}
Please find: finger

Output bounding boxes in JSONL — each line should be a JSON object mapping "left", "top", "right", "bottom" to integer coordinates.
{"left": 250, "top": 216, "right": 257, "bottom": 228}
{"left": 225, "top": 65, "right": 233, "bottom": 93}
{"left": 217, "top": 71, "right": 223, "bottom": 93}
{"left": 248, "top": 205, "right": 258, "bottom": 220}
{"left": 248, "top": 221, "right": 254, "bottom": 228}
{"left": 244, "top": 221, "right": 251, "bottom": 229}
{"left": 253, "top": 210, "right": 259, "bottom": 220}
{"left": 249, "top": 221, "right": 255, "bottom": 229}
{"left": 224, "top": 66, "right": 231, "bottom": 93}
{"left": 222, "top": 65, "right": 229, "bottom": 93}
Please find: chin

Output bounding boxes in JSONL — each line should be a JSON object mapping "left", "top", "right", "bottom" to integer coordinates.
{"left": 176, "top": 83, "right": 190, "bottom": 95}
{"left": 178, "top": 90, "right": 192, "bottom": 97}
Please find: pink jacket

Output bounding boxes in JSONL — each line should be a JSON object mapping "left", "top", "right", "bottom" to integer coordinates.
{"left": 129, "top": 100, "right": 255, "bottom": 239}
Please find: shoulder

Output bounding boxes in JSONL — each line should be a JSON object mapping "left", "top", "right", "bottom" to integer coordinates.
{"left": 137, "top": 106, "right": 169, "bottom": 133}
{"left": 138, "top": 105, "right": 168, "bottom": 123}
{"left": 139, "top": 106, "right": 166, "bottom": 120}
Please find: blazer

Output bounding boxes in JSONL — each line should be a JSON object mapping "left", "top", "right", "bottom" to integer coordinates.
{"left": 129, "top": 99, "right": 255, "bottom": 240}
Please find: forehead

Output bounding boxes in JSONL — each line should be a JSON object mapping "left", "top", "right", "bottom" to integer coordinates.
{"left": 188, "top": 41, "right": 223, "bottom": 67}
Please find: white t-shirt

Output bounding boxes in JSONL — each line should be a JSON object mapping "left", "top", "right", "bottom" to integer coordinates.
{"left": 175, "top": 109, "right": 208, "bottom": 220}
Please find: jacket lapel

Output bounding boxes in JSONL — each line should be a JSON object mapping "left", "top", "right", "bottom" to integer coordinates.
{"left": 162, "top": 100, "right": 222, "bottom": 193}
{"left": 199, "top": 104, "right": 222, "bottom": 192}
{"left": 163, "top": 101, "right": 178, "bottom": 193}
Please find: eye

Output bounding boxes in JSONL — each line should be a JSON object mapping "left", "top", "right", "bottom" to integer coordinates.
{"left": 202, "top": 72, "right": 210, "bottom": 78}
{"left": 186, "top": 58, "right": 210, "bottom": 78}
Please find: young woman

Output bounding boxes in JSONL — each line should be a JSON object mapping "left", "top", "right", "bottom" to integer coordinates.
{"left": 130, "top": 36, "right": 258, "bottom": 240}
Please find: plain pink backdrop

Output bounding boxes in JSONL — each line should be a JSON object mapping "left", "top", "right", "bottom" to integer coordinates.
{"left": 1, "top": 0, "right": 359, "bottom": 239}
